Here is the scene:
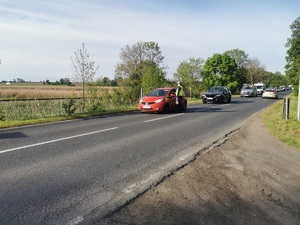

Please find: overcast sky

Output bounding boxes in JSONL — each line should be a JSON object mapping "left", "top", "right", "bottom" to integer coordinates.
{"left": 0, "top": 0, "right": 299, "bottom": 82}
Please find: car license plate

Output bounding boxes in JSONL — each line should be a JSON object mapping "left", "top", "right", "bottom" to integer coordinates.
{"left": 207, "top": 97, "right": 213, "bottom": 100}
{"left": 143, "top": 105, "right": 151, "bottom": 109}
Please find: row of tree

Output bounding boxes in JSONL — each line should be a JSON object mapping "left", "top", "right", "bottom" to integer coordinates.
{"left": 70, "top": 17, "right": 299, "bottom": 112}
{"left": 114, "top": 44, "right": 289, "bottom": 99}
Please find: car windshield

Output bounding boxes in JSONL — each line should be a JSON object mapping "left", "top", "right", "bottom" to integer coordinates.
{"left": 147, "top": 89, "right": 169, "bottom": 96}
{"left": 209, "top": 87, "right": 223, "bottom": 92}
{"left": 242, "top": 86, "right": 253, "bottom": 89}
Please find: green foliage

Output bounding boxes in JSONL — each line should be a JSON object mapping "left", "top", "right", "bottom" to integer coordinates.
{"left": 225, "top": 49, "right": 249, "bottom": 69}
{"left": 267, "top": 71, "right": 289, "bottom": 88}
{"left": 95, "top": 77, "right": 118, "bottom": 86}
{"left": 62, "top": 99, "right": 77, "bottom": 115}
{"left": 225, "top": 49, "right": 248, "bottom": 87}
{"left": 0, "top": 107, "right": 5, "bottom": 121}
{"left": 260, "top": 96, "right": 300, "bottom": 151}
{"left": 1, "top": 100, "right": 72, "bottom": 121}
{"left": 86, "top": 85, "right": 101, "bottom": 112}
{"left": 285, "top": 17, "right": 300, "bottom": 96}
{"left": 111, "top": 88, "right": 123, "bottom": 106}
{"left": 174, "top": 57, "right": 204, "bottom": 97}
{"left": 98, "top": 88, "right": 112, "bottom": 109}
{"left": 118, "top": 77, "right": 141, "bottom": 103}
{"left": 43, "top": 78, "right": 72, "bottom": 85}
{"left": 115, "top": 41, "right": 167, "bottom": 101}
{"left": 141, "top": 61, "right": 167, "bottom": 94}
{"left": 202, "top": 53, "right": 241, "bottom": 93}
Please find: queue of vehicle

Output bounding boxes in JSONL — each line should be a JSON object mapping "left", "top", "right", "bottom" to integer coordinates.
{"left": 138, "top": 81, "right": 290, "bottom": 114}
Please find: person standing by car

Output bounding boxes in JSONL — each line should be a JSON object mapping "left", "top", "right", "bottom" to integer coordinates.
{"left": 176, "top": 81, "right": 184, "bottom": 112}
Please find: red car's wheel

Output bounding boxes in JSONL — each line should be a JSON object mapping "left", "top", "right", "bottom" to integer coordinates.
{"left": 162, "top": 103, "right": 169, "bottom": 114}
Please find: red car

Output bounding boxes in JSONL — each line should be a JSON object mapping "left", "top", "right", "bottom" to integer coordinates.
{"left": 138, "top": 87, "right": 187, "bottom": 113}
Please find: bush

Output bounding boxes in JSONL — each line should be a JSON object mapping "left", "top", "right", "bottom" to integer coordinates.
{"left": 62, "top": 99, "right": 77, "bottom": 115}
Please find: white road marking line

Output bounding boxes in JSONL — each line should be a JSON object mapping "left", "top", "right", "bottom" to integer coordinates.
{"left": 144, "top": 114, "right": 183, "bottom": 123}
{"left": 0, "top": 127, "right": 118, "bottom": 154}
{"left": 179, "top": 155, "right": 188, "bottom": 161}
{"left": 123, "top": 183, "right": 138, "bottom": 193}
{"left": 67, "top": 216, "right": 84, "bottom": 225}
{"left": 123, "top": 173, "right": 159, "bottom": 193}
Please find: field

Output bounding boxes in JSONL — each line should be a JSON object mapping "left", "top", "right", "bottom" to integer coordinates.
{"left": 0, "top": 82, "right": 82, "bottom": 99}
{"left": 0, "top": 83, "right": 125, "bottom": 125}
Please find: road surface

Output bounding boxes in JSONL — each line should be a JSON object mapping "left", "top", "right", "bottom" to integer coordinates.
{"left": 0, "top": 92, "right": 291, "bottom": 225}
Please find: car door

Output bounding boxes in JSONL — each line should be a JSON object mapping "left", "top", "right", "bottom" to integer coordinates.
{"left": 166, "top": 89, "right": 176, "bottom": 110}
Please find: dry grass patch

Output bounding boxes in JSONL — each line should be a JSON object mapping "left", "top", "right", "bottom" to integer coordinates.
{"left": 0, "top": 85, "right": 114, "bottom": 99}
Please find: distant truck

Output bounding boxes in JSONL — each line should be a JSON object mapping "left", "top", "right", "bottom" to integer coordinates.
{"left": 254, "top": 83, "right": 266, "bottom": 95}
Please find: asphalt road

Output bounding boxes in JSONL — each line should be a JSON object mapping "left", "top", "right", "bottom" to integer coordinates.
{"left": 0, "top": 91, "right": 291, "bottom": 225}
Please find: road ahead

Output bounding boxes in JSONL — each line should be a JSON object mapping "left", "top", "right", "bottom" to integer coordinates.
{"left": 0, "top": 91, "right": 291, "bottom": 225}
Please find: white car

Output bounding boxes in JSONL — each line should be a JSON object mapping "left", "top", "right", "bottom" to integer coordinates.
{"left": 262, "top": 88, "right": 278, "bottom": 99}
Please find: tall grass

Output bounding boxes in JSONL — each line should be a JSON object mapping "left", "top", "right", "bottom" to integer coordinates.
{"left": 0, "top": 99, "right": 75, "bottom": 120}
{"left": 0, "top": 85, "right": 137, "bottom": 128}
{"left": 0, "top": 85, "right": 114, "bottom": 99}
{"left": 260, "top": 95, "right": 300, "bottom": 151}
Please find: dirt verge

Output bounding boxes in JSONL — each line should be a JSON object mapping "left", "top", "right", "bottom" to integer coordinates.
{"left": 101, "top": 114, "right": 300, "bottom": 225}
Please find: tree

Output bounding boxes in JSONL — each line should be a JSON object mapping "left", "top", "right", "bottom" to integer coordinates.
{"left": 202, "top": 53, "right": 240, "bottom": 93}
{"left": 266, "top": 71, "right": 288, "bottom": 88}
{"left": 96, "top": 76, "right": 111, "bottom": 86}
{"left": 174, "top": 57, "right": 204, "bottom": 97}
{"left": 244, "top": 57, "right": 266, "bottom": 84}
{"left": 285, "top": 17, "right": 300, "bottom": 95}
{"left": 71, "top": 43, "right": 99, "bottom": 112}
{"left": 225, "top": 49, "right": 249, "bottom": 69}
{"left": 141, "top": 61, "right": 167, "bottom": 95}
{"left": 115, "top": 41, "right": 167, "bottom": 101}
{"left": 225, "top": 49, "right": 249, "bottom": 87}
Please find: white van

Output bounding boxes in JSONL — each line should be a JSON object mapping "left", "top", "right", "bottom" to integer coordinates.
{"left": 254, "top": 83, "right": 266, "bottom": 95}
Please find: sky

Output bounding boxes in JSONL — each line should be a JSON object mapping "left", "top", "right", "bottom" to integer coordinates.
{"left": 0, "top": 0, "right": 299, "bottom": 82}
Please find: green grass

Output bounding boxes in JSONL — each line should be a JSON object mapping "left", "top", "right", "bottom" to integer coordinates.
{"left": 260, "top": 95, "right": 300, "bottom": 151}
{"left": 0, "top": 105, "right": 137, "bottom": 129}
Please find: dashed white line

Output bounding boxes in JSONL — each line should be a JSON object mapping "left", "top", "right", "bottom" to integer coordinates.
{"left": 144, "top": 114, "right": 184, "bottom": 123}
{"left": 0, "top": 127, "right": 118, "bottom": 154}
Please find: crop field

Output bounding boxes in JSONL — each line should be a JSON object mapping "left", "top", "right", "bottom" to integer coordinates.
{"left": 0, "top": 83, "right": 115, "bottom": 99}
{"left": 0, "top": 83, "right": 81, "bottom": 99}
{"left": 0, "top": 83, "right": 118, "bottom": 122}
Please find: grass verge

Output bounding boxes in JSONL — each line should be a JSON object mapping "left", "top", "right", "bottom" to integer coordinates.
{"left": 260, "top": 95, "right": 300, "bottom": 151}
{"left": 0, "top": 106, "right": 137, "bottom": 129}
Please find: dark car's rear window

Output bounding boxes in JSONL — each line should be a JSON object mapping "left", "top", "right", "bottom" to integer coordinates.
{"left": 209, "top": 87, "right": 224, "bottom": 92}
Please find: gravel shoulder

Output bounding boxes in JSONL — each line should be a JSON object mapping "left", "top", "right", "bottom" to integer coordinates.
{"left": 101, "top": 114, "right": 300, "bottom": 225}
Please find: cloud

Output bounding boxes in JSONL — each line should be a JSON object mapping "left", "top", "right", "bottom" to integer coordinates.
{"left": 0, "top": 0, "right": 299, "bottom": 81}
